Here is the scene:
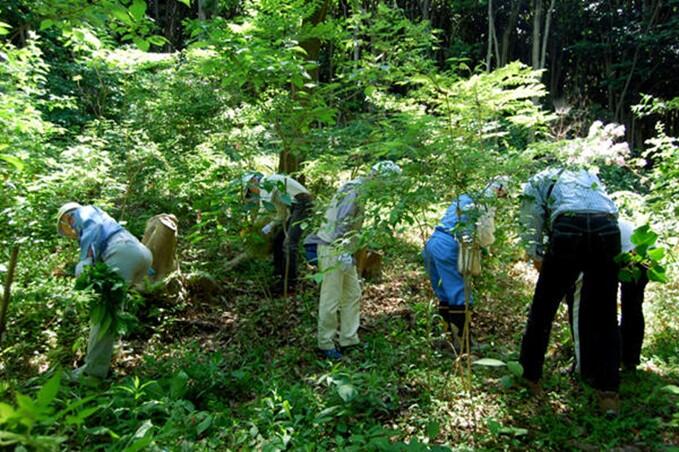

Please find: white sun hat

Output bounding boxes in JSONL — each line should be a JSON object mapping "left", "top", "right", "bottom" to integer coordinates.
{"left": 56, "top": 202, "right": 82, "bottom": 235}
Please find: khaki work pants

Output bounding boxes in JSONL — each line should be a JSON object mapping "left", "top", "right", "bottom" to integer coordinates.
{"left": 317, "top": 245, "right": 361, "bottom": 350}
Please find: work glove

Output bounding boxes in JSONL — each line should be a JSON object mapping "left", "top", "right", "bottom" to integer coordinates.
{"left": 338, "top": 252, "right": 354, "bottom": 271}
{"left": 261, "top": 223, "right": 274, "bottom": 235}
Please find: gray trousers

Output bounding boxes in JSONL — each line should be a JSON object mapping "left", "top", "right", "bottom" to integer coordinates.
{"left": 79, "top": 233, "right": 152, "bottom": 378}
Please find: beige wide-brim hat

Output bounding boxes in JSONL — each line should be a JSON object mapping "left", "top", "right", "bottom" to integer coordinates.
{"left": 56, "top": 202, "right": 82, "bottom": 235}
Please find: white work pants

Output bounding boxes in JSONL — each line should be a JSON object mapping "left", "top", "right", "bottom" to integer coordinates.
{"left": 317, "top": 245, "right": 361, "bottom": 350}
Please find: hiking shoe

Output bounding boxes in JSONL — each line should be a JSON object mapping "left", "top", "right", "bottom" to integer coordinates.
{"left": 597, "top": 391, "right": 620, "bottom": 417}
{"left": 318, "top": 348, "right": 343, "bottom": 360}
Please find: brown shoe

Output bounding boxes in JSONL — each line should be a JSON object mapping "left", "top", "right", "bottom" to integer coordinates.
{"left": 597, "top": 391, "right": 620, "bottom": 417}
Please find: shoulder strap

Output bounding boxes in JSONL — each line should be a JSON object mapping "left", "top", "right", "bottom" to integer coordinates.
{"left": 542, "top": 168, "right": 566, "bottom": 231}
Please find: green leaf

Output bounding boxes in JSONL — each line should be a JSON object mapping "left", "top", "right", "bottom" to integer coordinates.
{"left": 0, "top": 154, "right": 25, "bottom": 171}
{"left": 647, "top": 247, "right": 665, "bottom": 262}
{"left": 65, "top": 406, "right": 99, "bottom": 426}
{"left": 426, "top": 421, "right": 440, "bottom": 440}
{"left": 196, "top": 414, "right": 212, "bottom": 435}
{"left": 126, "top": 420, "right": 154, "bottom": 452}
{"left": 507, "top": 361, "right": 523, "bottom": 377}
{"left": 129, "top": 0, "right": 147, "bottom": 21}
{"left": 40, "top": 19, "right": 55, "bottom": 31}
{"left": 36, "top": 373, "right": 61, "bottom": 408}
{"left": 631, "top": 225, "right": 657, "bottom": 247}
{"left": 364, "top": 85, "right": 376, "bottom": 97}
{"left": 0, "top": 402, "right": 16, "bottom": 423}
{"left": 662, "top": 385, "right": 679, "bottom": 395}
{"left": 110, "top": 5, "right": 133, "bottom": 25}
{"left": 337, "top": 383, "right": 357, "bottom": 402}
{"left": 0, "top": 21, "right": 11, "bottom": 35}
{"left": 648, "top": 266, "right": 668, "bottom": 283}
{"left": 133, "top": 37, "right": 150, "bottom": 52}
{"left": 472, "top": 358, "right": 506, "bottom": 367}
{"left": 146, "top": 35, "right": 167, "bottom": 46}
{"left": 169, "top": 371, "right": 189, "bottom": 399}
{"left": 177, "top": 0, "right": 191, "bottom": 7}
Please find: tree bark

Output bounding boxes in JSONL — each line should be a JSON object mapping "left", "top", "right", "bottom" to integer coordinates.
{"left": 539, "top": 0, "right": 555, "bottom": 70}
{"left": 486, "top": 0, "right": 494, "bottom": 71}
{"left": 614, "top": 0, "right": 662, "bottom": 122}
{"left": 500, "top": 0, "right": 522, "bottom": 67}
{"left": 277, "top": 0, "right": 332, "bottom": 174}
{"left": 531, "top": 0, "right": 542, "bottom": 70}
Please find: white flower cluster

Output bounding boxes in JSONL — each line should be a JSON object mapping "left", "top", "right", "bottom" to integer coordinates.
{"left": 560, "top": 120, "right": 630, "bottom": 168}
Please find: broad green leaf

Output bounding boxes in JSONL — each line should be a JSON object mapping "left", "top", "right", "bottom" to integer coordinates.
{"left": 0, "top": 21, "right": 11, "bottom": 35}
{"left": 177, "top": 0, "right": 191, "bottom": 7}
{"left": 426, "top": 421, "right": 440, "bottom": 440}
{"left": 631, "top": 225, "right": 657, "bottom": 247}
{"left": 337, "top": 383, "right": 357, "bottom": 402}
{"left": 65, "top": 406, "right": 99, "bottom": 425}
{"left": 662, "top": 385, "right": 679, "bottom": 395}
{"left": 647, "top": 247, "right": 665, "bottom": 262}
{"left": 648, "top": 266, "right": 667, "bottom": 283}
{"left": 36, "top": 373, "right": 61, "bottom": 408}
{"left": 289, "top": 46, "right": 308, "bottom": 56}
{"left": 196, "top": 414, "right": 212, "bottom": 435}
{"left": 472, "top": 358, "right": 506, "bottom": 367}
{"left": 0, "top": 154, "right": 25, "bottom": 171}
{"left": 126, "top": 419, "right": 154, "bottom": 452}
{"left": 110, "top": 5, "right": 133, "bottom": 25}
{"left": 129, "top": 0, "right": 147, "bottom": 22}
{"left": 507, "top": 361, "right": 523, "bottom": 377}
{"left": 147, "top": 35, "right": 166, "bottom": 46}
{"left": 40, "top": 19, "right": 55, "bottom": 31}
{"left": 170, "top": 371, "right": 189, "bottom": 399}
{"left": 0, "top": 403, "right": 15, "bottom": 423}
{"left": 133, "top": 37, "right": 150, "bottom": 52}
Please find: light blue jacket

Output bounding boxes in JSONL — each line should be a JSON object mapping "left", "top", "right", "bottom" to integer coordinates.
{"left": 520, "top": 168, "right": 618, "bottom": 260}
{"left": 72, "top": 206, "right": 124, "bottom": 262}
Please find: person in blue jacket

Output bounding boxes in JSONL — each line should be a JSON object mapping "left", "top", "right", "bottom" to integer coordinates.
{"left": 423, "top": 179, "right": 507, "bottom": 351}
{"left": 57, "top": 202, "right": 152, "bottom": 379}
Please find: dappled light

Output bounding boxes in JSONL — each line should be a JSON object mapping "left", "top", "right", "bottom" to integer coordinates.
{"left": 1, "top": 0, "right": 678, "bottom": 450}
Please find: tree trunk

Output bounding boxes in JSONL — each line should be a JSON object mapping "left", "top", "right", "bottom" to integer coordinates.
{"left": 198, "top": 0, "right": 206, "bottom": 20}
{"left": 614, "top": 0, "right": 662, "bottom": 122}
{"left": 486, "top": 0, "right": 493, "bottom": 71}
{"left": 420, "top": 0, "right": 431, "bottom": 22}
{"left": 539, "top": 0, "right": 555, "bottom": 70}
{"left": 277, "top": 0, "right": 332, "bottom": 174}
{"left": 531, "top": 0, "right": 542, "bottom": 70}
{"left": 500, "top": 0, "right": 522, "bottom": 67}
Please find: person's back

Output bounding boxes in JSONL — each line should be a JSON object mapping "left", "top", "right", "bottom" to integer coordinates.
{"left": 518, "top": 167, "right": 622, "bottom": 416}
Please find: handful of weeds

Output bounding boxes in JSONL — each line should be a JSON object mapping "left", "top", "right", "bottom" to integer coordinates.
{"left": 75, "top": 263, "right": 141, "bottom": 338}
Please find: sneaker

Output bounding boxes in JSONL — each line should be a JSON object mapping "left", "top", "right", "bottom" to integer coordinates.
{"left": 318, "top": 348, "right": 343, "bottom": 360}
{"left": 597, "top": 391, "right": 620, "bottom": 417}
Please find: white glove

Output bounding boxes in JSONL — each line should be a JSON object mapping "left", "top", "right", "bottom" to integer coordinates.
{"left": 338, "top": 252, "right": 353, "bottom": 270}
{"left": 261, "top": 223, "right": 274, "bottom": 235}
{"left": 75, "top": 257, "right": 93, "bottom": 277}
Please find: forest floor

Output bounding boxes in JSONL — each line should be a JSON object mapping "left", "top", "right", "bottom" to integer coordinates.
{"left": 2, "top": 241, "right": 678, "bottom": 450}
{"left": 108, "top": 243, "right": 679, "bottom": 449}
